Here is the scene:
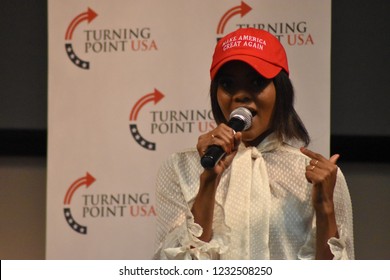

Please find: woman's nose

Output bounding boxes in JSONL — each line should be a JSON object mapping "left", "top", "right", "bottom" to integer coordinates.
{"left": 233, "top": 90, "right": 252, "bottom": 104}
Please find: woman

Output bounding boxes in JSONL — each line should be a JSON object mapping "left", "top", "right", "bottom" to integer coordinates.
{"left": 153, "top": 28, "right": 354, "bottom": 260}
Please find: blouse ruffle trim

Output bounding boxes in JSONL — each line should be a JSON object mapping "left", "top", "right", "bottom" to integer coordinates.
{"left": 160, "top": 200, "right": 231, "bottom": 260}
{"left": 297, "top": 224, "right": 349, "bottom": 260}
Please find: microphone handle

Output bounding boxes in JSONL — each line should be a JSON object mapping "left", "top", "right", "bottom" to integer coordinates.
{"left": 200, "top": 145, "right": 225, "bottom": 169}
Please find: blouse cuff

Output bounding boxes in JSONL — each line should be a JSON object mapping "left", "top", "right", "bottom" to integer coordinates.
{"left": 328, "top": 225, "right": 349, "bottom": 260}
{"left": 161, "top": 201, "right": 230, "bottom": 260}
{"left": 298, "top": 224, "right": 349, "bottom": 260}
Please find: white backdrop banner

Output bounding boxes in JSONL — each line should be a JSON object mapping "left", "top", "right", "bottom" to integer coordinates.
{"left": 47, "top": 0, "right": 331, "bottom": 259}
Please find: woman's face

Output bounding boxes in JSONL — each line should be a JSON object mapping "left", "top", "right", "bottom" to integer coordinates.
{"left": 216, "top": 60, "right": 276, "bottom": 146}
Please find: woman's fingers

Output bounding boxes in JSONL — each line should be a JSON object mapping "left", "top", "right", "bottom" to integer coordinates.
{"left": 329, "top": 154, "right": 340, "bottom": 164}
{"left": 300, "top": 147, "right": 339, "bottom": 184}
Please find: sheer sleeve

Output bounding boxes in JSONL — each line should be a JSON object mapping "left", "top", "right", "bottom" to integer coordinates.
{"left": 153, "top": 151, "right": 230, "bottom": 260}
{"left": 298, "top": 168, "right": 355, "bottom": 260}
{"left": 328, "top": 169, "right": 355, "bottom": 259}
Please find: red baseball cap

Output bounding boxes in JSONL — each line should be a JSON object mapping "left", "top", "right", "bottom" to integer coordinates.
{"left": 210, "top": 28, "right": 289, "bottom": 80}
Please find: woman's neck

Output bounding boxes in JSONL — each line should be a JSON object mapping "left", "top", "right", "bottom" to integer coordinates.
{"left": 243, "top": 130, "right": 273, "bottom": 147}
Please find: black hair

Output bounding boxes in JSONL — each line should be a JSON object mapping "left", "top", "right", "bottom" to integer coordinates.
{"left": 209, "top": 69, "right": 310, "bottom": 147}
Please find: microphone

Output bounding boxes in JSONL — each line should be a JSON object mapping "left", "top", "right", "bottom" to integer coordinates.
{"left": 200, "top": 107, "right": 252, "bottom": 169}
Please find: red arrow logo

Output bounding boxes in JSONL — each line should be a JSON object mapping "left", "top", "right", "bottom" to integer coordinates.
{"left": 65, "top": 8, "right": 98, "bottom": 40}
{"left": 63, "top": 172, "right": 96, "bottom": 205}
{"left": 129, "top": 89, "right": 165, "bottom": 121}
{"left": 216, "top": 1, "right": 252, "bottom": 34}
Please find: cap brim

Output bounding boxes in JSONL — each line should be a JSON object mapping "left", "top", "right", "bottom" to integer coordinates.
{"left": 210, "top": 55, "right": 283, "bottom": 80}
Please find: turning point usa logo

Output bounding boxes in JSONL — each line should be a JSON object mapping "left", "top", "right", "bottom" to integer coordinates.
{"left": 63, "top": 172, "right": 155, "bottom": 235}
{"left": 64, "top": 7, "right": 158, "bottom": 70}
{"left": 129, "top": 89, "right": 215, "bottom": 151}
{"left": 216, "top": 1, "right": 315, "bottom": 46}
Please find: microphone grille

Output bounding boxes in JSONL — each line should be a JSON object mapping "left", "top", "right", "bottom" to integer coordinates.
{"left": 229, "top": 107, "right": 252, "bottom": 131}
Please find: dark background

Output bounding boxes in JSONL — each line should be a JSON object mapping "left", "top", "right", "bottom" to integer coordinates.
{"left": 0, "top": 0, "right": 389, "bottom": 260}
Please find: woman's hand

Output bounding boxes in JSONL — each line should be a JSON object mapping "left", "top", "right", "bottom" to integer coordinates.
{"left": 197, "top": 123, "right": 242, "bottom": 177}
{"left": 300, "top": 147, "right": 339, "bottom": 213}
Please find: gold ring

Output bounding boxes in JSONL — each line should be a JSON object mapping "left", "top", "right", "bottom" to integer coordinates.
{"left": 314, "top": 160, "right": 319, "bottom": 165}
{"left": 310, "top": 165, "right": 316, "bottom": 171}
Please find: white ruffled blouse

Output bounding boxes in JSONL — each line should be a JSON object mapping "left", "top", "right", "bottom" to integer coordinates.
{"left": 153, "top": 135, "right": 354, "bottom": 260}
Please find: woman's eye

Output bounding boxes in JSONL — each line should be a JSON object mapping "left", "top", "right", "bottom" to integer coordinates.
{"left": 218, "top": 78, "right": 235, "bottom": 92}
{"left": 252, "top": 78, "right": 267, "bottom": 90}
